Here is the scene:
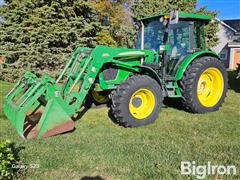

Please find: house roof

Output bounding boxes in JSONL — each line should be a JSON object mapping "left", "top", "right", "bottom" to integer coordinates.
{"left": 223, "top": 20, "right": 240, "bottom": 32}
{"left": 215, "top": 18, "right": 237, "bottom": 33}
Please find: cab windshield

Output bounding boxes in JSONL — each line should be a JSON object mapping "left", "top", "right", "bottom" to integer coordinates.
{"left": 136, "top": 19, "right": 166, "bottom": 50}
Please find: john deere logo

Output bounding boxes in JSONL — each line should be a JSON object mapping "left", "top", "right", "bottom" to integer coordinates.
{"left": 102, "top": 53, "right": 110, "bottom": 57}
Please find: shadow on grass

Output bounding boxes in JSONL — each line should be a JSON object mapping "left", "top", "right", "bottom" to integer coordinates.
{"left": 72, "top": 107, "right": 90, "bottom": 121}
{"left": 81, "top": 176, "right": 105, "bottom": 180}
{"left": 0, "top": 113, "right": 7, "bottom": 119}
{"left": 163, "top": 97, "right": 185, "bottom": 111}
{"left": 227, "top": 70, "right": 240, "bottom": 93}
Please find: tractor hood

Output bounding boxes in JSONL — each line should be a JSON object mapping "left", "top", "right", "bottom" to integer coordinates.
{"left": 114, "top": 50, "right": 146, "bottom": 58}
{"left": 91, "top": 45, "right": 155, "bottom": 61}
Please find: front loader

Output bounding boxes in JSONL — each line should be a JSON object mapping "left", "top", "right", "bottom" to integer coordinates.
{"left": 3, "top": 11, "right": 228, "bottom": 138}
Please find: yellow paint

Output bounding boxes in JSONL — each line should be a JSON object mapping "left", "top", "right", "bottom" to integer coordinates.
{"left": 197, "top": 68, "right": 224, "bottom": 107}
{"left": 92, "top": 91, "right": 109, "bottom": 103}
{"left": 129, "top": 88, "right": 155, "bottom": 119}
{"left": 164, "top": 15, "right": 170, "bottom": 19}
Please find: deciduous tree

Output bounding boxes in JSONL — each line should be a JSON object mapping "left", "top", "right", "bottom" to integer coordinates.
{"left": 92, "top": 0, "right": 135, "bottom": 47}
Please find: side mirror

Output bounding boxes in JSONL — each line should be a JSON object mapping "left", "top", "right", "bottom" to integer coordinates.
{"left": 170, "top": 10, "right": 179, "bottom": 24}
{"left": 134, "top": 21, "right": 141, "bottom": 31}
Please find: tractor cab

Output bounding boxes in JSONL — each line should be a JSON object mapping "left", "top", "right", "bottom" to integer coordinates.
{"left": 136, "top": 11, "right": 211, "bottom": 75}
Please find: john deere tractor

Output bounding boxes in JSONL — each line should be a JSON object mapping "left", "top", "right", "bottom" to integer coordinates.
{"left": 3, "top": 11, "right": 228, "bottom": 138}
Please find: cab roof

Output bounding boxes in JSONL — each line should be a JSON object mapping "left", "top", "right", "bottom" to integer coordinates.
{"left": 138, "top": 11, "right": 212, "bottom": 22}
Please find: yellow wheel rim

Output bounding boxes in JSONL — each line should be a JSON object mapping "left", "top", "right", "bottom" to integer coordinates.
{"left": 197, "top": 68, "right": 224, "bottom": 107}
{"left": 92, "top": 91, "right": 109, "bottom": 103}
{"left": 129, "top": 88, "right": 155, "bottom": 119}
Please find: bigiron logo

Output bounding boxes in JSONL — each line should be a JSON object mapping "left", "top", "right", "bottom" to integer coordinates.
{"left": 181, "top": 161, "right": 237, "bottom": 179}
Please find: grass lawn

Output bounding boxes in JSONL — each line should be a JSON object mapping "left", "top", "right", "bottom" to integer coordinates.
{"left": 0, "top": 72, "right": 240, "bottom": 180}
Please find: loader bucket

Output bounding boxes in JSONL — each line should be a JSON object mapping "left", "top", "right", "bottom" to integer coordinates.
{"left": 3, "top": 72, "right": 75, "bottom": 139}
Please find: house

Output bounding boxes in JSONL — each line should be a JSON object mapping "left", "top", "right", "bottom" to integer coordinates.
{"left": 212, "top": 19, "right": 240, "bottom": 70}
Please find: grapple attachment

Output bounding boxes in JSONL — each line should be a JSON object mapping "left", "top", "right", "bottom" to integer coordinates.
{"left": 3, "top": 72, "right": 74, "bottom": 139}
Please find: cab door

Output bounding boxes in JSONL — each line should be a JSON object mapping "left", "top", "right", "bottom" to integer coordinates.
{"left": 166, "top": 21, "right": 194, "bottom": 75}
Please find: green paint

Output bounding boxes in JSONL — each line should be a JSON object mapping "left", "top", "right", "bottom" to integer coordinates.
{"left": 175, "top": 50, "right": 220, "bottom": 80}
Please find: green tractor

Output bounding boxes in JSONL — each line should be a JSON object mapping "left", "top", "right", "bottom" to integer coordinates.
{"left": 3, "top": 11, "right": 228, "bottom": 138}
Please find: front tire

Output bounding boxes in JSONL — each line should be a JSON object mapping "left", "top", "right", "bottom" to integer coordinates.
{"left": 84, "top": 90, "right": 110, "bottom": 108}
{"left": 180, "top": 56, "right": 228, "bottom": 113}
{"left": 110, "top": 75, "right": 163, "bottom": 127}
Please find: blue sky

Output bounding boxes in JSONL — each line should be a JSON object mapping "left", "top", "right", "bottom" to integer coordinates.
{"left": 197, "top": 0, "right": 240, "bottom": 19}
{"left": 0, "top": 0, "right": 239, "bottom": 20}
{"left": 0, "top": 0, "right": 4, "bottom": 6}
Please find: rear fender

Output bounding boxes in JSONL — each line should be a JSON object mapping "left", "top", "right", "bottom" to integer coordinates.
{"left": 175, "top": 50, "right": 220, "bottom": 80}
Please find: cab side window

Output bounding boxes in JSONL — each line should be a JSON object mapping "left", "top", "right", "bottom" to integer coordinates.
{"left": 168, "top": 21, "right": 193, "bottom": 59}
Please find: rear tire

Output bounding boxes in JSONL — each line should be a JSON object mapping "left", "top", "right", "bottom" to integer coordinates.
{"left": 110, "top": 75, "right": 163, "bottom": 127}
{"left": 180, "top": 56, "right": 228, "bottom": 113}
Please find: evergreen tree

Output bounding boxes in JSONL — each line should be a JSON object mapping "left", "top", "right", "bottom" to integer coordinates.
{"left": 0, "top": 0, "right": 102, "bottom": 82}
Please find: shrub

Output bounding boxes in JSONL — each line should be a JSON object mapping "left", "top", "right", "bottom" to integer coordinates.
{"left": 0, "top": 140, "right": 15, "bottom": 179}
